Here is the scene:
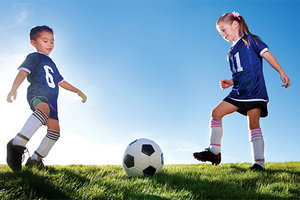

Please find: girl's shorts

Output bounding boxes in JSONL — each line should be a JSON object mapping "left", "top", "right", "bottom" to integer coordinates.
{"left": 224, "top": 97, "right": 268, "bottom": 117}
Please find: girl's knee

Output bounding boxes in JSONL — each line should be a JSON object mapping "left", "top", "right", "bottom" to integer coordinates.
{"left": 211, "top": 108, "right": 223, "bottom": 120}
{"left": 247, "top": 108, "right": 261, "bottom": 129}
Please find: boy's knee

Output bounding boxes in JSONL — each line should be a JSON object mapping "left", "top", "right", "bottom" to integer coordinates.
{"left": 35, "top": 102, "right": 50, "bottom": 116}
{"left": 46, "top": 118, "right": 60, "bottom": 132}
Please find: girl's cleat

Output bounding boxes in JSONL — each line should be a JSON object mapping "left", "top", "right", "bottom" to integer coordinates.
{"left": 193, "top": 148, "right": 221, "bottom": 165}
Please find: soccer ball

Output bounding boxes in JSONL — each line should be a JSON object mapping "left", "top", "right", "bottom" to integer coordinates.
{"left": 123, "top": 138, "right": 164, "bottom": 176}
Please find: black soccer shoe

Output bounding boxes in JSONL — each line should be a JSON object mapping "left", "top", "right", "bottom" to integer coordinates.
{"left": 250, "top": 164, "right": 265, "bottom": 171}
{"left": 193, "top": 148, "right": 221, "bottom": 166}
{"left": 6, "top": 139, "right": 27, "bottom": 171}
{"left": 25, "top": 158, "right": 44, "bottom": 168}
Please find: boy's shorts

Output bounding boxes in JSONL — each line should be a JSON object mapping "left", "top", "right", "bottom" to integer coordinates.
{"left": 224, "top": 97, "right": 268, "bottom": 117}
{"left": 28, "top": 96, "right": 59, "bottom": 120}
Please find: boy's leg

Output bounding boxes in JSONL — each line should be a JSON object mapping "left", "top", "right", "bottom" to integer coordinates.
{"left": 247, "top": 108, "right": 265, "bottom": 170}
{"left": 12, "top": 103, "right": 49, "bottom": 146}
{"left": 194, "top": 101, "right": 238, "bottom": 164}
{"left": 7, "top": 102, "right": 49, "bottom": 171}
{"left": 26, "top": 118, "right": 60, "bottom": 167}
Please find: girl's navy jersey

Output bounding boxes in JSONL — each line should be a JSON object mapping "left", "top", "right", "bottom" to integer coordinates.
{"left": 227, "top": 36, "right": 269, "bottom": 102}
{"left": 19, "top": 52, "right": 64, "bottom": 103}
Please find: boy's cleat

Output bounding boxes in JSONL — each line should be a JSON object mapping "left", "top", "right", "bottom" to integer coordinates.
{"left": 6, "top": 139, "right": 27, "bottom": 171}
{"left": 250, "top": 164, "right": 265, "bottom": 171}
{"left": 193, "top": 148, "right": 221, "bottom": 166}
{"left": 25, "top": 158, "right": 44, "bottom": 168}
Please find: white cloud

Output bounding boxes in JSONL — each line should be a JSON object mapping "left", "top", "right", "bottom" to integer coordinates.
{"left": 15, "top": 10, "right": 28, "bottom": 24}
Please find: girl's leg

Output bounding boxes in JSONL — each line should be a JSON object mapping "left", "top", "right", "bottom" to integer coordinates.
{"left": 209, "top": 101, "right": 239, "bottom": 154}
{"left": 12, "top": 102, "right": 49, "bottom": 147}
{"left": 30, "top": 118, "right": 60, "bottom": 161}
{"left": 247, "top": 108, "right": 265, "bottom": 169}
{"left": 194, "top": 101, "right": 238, "bottom": 165}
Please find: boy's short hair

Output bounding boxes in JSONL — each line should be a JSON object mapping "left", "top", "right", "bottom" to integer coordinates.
{"left": 30, "top": 25, "right": 53, "bottom": 41}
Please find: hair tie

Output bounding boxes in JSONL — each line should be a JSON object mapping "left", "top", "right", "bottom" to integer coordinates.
{"left": 232, "top": 11, "right": 240, "bottom": 18}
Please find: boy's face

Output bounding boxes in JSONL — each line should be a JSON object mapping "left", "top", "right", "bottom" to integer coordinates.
{"left": 30, "top": 31, "right": 54, "bottom": 55}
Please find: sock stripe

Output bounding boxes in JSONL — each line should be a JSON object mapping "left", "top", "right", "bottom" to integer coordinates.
{"left": 210, "top": 143, "right": 221, "bottom": 146}
{"left": 211, "top": 120, "right": 222, "bottom": 127}
{"left": 33, "top": 109, "right": 48, "bottom": 125}
{"left": 17, "top": 133, "right": 29, "bottom": 141}
{"left": 34, "top": 151, "right": 43, "bottom": 158}
{"left": 255, "top": 159, "right": 265, "bottom": 162}
{"left": 250, "top": 128, "right": 263, "bottom": 141}
{"left": 46, "top": 130, "right": 60, "bottom": 141}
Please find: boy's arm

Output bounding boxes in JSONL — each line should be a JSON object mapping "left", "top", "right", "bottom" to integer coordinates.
{"left": 7, "top": 70, "right": 28, "bottom": 102}
{"left": 262, "top": 51, "right": 291, "bottom": 88}
{"left": 59, "top": 81, "right": 87, "bottom": 103}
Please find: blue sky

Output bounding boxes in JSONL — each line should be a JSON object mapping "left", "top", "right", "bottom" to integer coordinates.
{"left": 0, "top": 0, "right": 299, "bottom": 166}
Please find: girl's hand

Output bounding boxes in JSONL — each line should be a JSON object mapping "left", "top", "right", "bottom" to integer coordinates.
{"left": 280, "top": 73, "right": 291, "bottom": 88}
{"left": 77, "top": 90, "right": 87, "bottom": 103}
{"left": 220, "top": 79, "right": 233, "bottom": 90}
{"left": 7, "top": 90, "right": 17, "bottom": 102}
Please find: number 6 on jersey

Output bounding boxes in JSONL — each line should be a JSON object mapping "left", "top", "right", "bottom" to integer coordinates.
{"left": 44, "top": 65, "right": 55, "bottom": 88}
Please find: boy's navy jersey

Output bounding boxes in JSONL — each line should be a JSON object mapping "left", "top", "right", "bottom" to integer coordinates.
{"left": 227, "top": 36, "right": 269, "bottom": 102}
{"left": 19, "top": 52, "right": 64, "bottom": 106}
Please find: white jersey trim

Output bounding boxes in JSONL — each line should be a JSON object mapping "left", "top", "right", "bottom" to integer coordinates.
{"left": 260, "top": 47, "right": 269, "bottom": 57}
{"left": 228, "top": 97, "right": 269, "bottom": 102}
{"left": 58, "top": 79, "right": 65, "bottom": 85}
{"left": 19, "top": 67, "right": 31, "bottom": 74}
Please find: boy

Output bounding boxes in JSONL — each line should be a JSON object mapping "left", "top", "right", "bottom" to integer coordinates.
{"left": 6, "top": 25, "right": 87, "bottom": 171}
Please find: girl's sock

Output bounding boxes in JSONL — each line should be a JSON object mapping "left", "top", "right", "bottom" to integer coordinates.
{"left": 209, "top": 119, "right": 223, "bottom": 155}
{"left": 249, "top": 128, "right": 265, "bottom": 168}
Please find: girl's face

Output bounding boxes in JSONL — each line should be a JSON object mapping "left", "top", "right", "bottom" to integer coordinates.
{"left": 30, "top": 31, "right": 54, "bottom": 55}
{"left": 217, "top": 21, "right": 240, "bottom": 43}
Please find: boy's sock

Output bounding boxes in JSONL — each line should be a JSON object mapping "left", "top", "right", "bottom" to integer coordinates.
{"left": 249, "top": 128, "right": 265, "bottom": 168}
{"left": 12, "top": 109, "right": 48, "bottom": 147}
{"left": 209, "top": 119, "right": 223, "bottom": 155}
{"left": 33, "top": 129, "right": 60, "bottom": 159}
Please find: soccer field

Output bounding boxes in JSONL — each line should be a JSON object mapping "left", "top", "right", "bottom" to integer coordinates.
{"left": 0, "top": 162, "right": 299, "bottom": 199}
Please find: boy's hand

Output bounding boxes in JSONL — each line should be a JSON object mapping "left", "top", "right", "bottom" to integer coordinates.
{"left": 77, "top": 90, "right": 87, "bottom": 103}
{"left": 7, "top": 90, "right": 17, "bottom": 102}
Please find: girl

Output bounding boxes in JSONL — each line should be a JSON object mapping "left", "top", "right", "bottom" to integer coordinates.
{"left": 193, "top": 12, "right": 290, "bottom": 170}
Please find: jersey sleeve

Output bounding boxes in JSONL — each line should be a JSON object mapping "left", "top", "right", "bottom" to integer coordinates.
{"left": 254, "top": 37, "right": 269, "bottom": 57}
{"left": 57, "top": 70, "right": 64, "bottom": 84}
{"left": 18, "top": 53, "right": 39, "bottom": 74}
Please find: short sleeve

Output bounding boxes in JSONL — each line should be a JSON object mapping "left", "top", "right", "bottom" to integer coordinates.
{"left": 18, "top": 53, "right": 39, "bottom": 74}
{"left": 57, "top": 71, "right": 64, "bottom": 84}
{"left": 254, "top": 37, "right": 269, "bottom": 57}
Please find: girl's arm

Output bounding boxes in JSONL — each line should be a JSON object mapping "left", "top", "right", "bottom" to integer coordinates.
{"left": 220, "top": 79, "right": 233, "bottom": 90}
{"left": 7, "top": 70, "right": 28, "bottom": 102}
{"left": 262, "top": 51, "right": 291, "bottom": 88}
{"left": 59, "top": 81, "right": 87, "bottom": 103}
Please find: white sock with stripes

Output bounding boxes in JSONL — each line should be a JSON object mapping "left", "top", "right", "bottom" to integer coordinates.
{"left": 249, "top": 128, "right": 265, "bottom": 168}
{"left": 12, "top": 109, "right": 48, "bottom": 147}
{"left": 209, "top": 119, "right": 223, "bottom": 155}
{"left": 32, "top": 129, "right": 60, "bottom": 160}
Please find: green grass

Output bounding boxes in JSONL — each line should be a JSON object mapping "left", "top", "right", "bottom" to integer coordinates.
{"left": 0, "top": 162, "right": 299, "bottom": 199}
